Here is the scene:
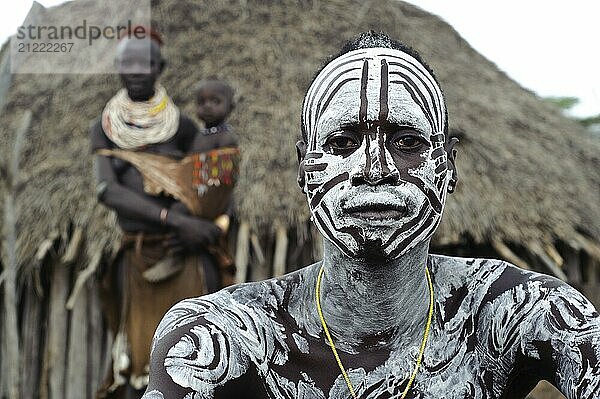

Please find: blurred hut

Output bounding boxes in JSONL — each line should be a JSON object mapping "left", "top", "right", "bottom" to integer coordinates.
{"left": 1, "top": 0, "right": 599, "bottom": 398}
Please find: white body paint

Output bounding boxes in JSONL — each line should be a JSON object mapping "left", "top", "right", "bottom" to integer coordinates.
{"left": 144, "top": 257, "right": 600, "bottom": 398}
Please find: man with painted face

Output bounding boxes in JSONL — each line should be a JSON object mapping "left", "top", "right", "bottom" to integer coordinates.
{"left": 91, "top": 28, "right": 223, "bottom": 398}
{"left": 142, "top": 32, "right": 600, "bottom": 399}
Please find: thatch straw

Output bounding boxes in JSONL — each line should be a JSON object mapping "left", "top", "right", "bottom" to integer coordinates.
{"left": 0, "top": 0, "right": 598, "bottom": 271}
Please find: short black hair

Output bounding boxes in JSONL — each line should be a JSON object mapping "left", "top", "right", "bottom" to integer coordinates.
{"left": 301, "top": 31, "right": 448, "bottom": 141}
{"left": 194, "top": 78, "right": 235, "bottom": 105}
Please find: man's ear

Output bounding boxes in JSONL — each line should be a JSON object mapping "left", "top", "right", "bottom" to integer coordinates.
{"left": 296, "top": 139, "right": 307, "bottom": 192}
{"left": 445, "top": 136, "right": 459, "bottom": 193}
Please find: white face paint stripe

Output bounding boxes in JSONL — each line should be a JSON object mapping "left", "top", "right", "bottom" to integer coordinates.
{"left": 308, "top": 62, "right": 366, "bottom": 149}
{"left": 383, "top": 200, "right": 430, "bottom": 246}
{"left": 389, "top": 208, "right": 437, "bottom": 258}
{"left": 303, "top": 47, "right": 446, "bottom": 147}
{"left": 387, "top": 62, "right": 442, "bottom": 130}
{"left": 304, "top": 51, "right": 367, "bottom": 108}
{"left": 379, "top": 52, "right": 445, "bottom": 130}
{"left": 388, "top": 76, "right": 436, "bottom": 132}
{"left": 313, "top": 203, "right": 357, "bottom": 253}
{"left": 304, "top": 54, "right": 368, "bottom": 146}
{"left": 389, "top": 70, "right": 442, "bottom": 133}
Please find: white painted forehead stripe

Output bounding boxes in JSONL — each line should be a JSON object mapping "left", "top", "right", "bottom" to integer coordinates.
{"left": 309, "top": 68, "right": 366, "bottom": 149}
{"left": 385, "top": 56, "right": 443, "bottom": 131}
{"left": 378, "top": 51, "right": 444, "bottom": 116}
{"left": 316, "top": 73, "right": 360, "bottom": 120}
{"left": 388, "top": 76, "right": 435, "bottom": 132}
{"left": 308, "top": 60, "right": 367, "bottom": 148}
{"left": 311, "top": 77, "right": 360, "bottom": 150}
{"left": 303, "top": 47, "right": 445, "bottom": 146}
{"left": 385, "top": 63, "right": 441, "bottom": 130}
{"left": 303, "top": 54, "right": 367, "bottom": 133}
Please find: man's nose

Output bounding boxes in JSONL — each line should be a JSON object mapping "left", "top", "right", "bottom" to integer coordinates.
{"left": 352, "top": 171, "right": 398, "bottom": 186}
{"left": 350, "top": 135, "right": 400, "bottom": 186}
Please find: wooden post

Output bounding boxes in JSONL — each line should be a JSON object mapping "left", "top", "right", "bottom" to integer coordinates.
{"left": 530, "top": 241, "right": 568, "bottom": 282}
{"left": 65, "top": 273, "right": 88, "bottom": 399}
{"left": 1, "top": 110, "right": 31, "bottom": 399}
{"left": 563, "top": 245, "right": 582, "bottom": 285}
{"left": 491, "top": 238, "right": 529, "bottom": 270}
{"left": 45, "top": 259, "right": 70, "bottom": 399}
{"left": 251, "top": 234, "right": 271, "bottom": 282}
{"left": 544, "top": 242, "right": 564, "bottom": 268}
{"left": 250, "top": 233, "right": 266, "bottom": 266}
{"left": 19, "top": 285, "right": 41, "bottom": 399}
{"left": 234, "top": 222, "right": 250, "bottom": 284}
{"left": 61, "top": 226, "right": 83, "bottom": 265}
{"left": 0, "top": 313, "right": 4, "bottom": 397}
{"left": 66, "top": 250, "right": 101, "bottom": 310}
{"left": 586, "top": 255, "right": 598, "bottom": 285}
{"left": 88, "top": 279, "right": 104, "bottom": 398}
{"left": 273, "top": 223, "right": 288, "bottom": 277}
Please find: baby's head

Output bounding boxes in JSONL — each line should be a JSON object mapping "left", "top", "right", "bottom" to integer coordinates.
{"left": 194, "top": 79, "right": 235, "bottom": 128}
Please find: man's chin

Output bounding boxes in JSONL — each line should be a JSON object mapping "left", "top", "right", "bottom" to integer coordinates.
{"left": 353, "top": 238, "right": 397, "bottom": 264}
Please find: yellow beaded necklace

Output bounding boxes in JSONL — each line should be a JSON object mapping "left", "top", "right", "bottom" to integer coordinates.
{"left": 315, "top": 264, "right": 434, "bottom": 399}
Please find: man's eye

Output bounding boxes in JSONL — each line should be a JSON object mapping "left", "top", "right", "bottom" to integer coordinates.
{"left": 391, "top": 136, "right": 424, "bottom": 151}
{"left": 325, "top": 134, "right": 359, "bottom": 153}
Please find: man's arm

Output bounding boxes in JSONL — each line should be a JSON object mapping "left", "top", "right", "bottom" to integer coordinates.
{"left": 525, "top": 282, "right": 600, "bottom": 398}
{"left": 142, "top": 297, "right": 258, "bottom": 399}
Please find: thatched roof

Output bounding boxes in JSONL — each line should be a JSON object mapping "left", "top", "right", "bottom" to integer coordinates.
{"left": 1, "top": 0, "right": 599, "bottom": 271}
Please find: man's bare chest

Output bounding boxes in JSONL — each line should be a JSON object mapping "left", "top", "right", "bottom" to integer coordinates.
{"left": 250, "top": 327, "right": 515, "bottom": 399}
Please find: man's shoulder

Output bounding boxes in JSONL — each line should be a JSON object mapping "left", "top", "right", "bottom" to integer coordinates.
{"left": 153, "top": 283, "right": 268, "bottom": 343}
{"left": 153, "top": 269, "right": 308, "bottom": 347}
{"left": 148, "top": 288, "right": 258, "bottom": 394}
{"left": 430, "top": 254, "right": 580, "bottom": 305}
{"left": 148, "top": 271, "right": 309, "bottom": 394}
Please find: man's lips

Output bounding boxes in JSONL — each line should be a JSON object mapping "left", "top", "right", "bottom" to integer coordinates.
{"left": 343, "top": 203, "right": 408, "bottom": 220}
